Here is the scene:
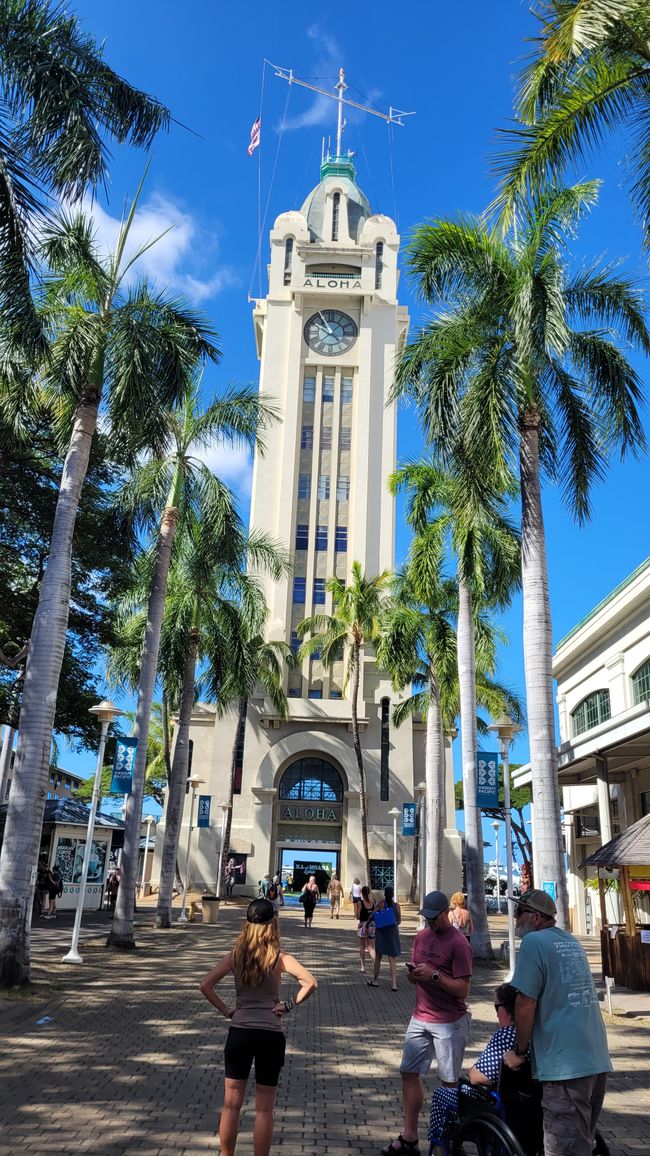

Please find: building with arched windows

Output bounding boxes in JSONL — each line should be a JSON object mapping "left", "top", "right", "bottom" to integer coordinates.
{"left": 152, "top": 155, "right": 462, "bottom": 898}
{"left": 513, "top": 555, "right": 650, "bottom": 934}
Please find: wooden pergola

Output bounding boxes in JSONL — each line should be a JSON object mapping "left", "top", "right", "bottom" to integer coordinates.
{"left": 582, "top": 812, "right": 650, "bottom": 991}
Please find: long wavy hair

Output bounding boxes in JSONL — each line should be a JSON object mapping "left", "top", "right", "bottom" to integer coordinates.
{"left": 232, "top": 918, "right": 281, "bottom": 988}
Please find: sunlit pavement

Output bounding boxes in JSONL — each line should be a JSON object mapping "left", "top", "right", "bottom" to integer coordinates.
{"left": 0, "top": 900, "right": 647, "bottom": 1155}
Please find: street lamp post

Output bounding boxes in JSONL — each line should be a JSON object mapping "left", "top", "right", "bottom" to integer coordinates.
{"left": 415, "top": 781, "right": 427, "bottom": 923}
{"left": 177, "top": 773, "right": 204, "bottom": 923}
{"left": 388, "top": 807, "right": 401, "bottom": 897}
{"left": 62, "top": 700, "right": 123, "bottom": 964}
{"left": 492, "top": 820, "right": 500, "bottom": 913}
{"left": 216, "top": 803, "right": 232, "bottom": 900}
{"left": 140, "top": 815, "right": 155, "bottom": 895}
{"left": 488, "top": 714, "right": 521, "bottom": 970}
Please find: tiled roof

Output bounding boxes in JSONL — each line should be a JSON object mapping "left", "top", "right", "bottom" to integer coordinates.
{"left": 0, "top": 797, "right": 123, "bottom": 829}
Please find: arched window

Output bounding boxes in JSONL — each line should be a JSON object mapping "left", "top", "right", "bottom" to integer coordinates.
{"left": 279, "top": 757, "right": 343, "bottom": 801}
{"left": 571, "top": 690, "right": 611, "bottom": 737}
{"left": 283, "top": 237, "right": 293, "bottom": 285}
{"left": 380, "top": 696, "right": 390, "bottom": 801}
{"left": 632, "top": 659, "right": 650, "bottom": 705}
{"left": 375, "top": 241, "right": 384, "bottom": 289}
{"left": 332, "top": 192, "right": 340, "bottom": 241}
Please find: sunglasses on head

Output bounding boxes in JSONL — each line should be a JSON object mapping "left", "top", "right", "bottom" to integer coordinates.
{"left": 515, "top": 904, "right": 536, "bottom": 919}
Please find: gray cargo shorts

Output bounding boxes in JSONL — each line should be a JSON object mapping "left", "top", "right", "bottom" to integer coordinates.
{"left": 542, "top": 1073, "right": 608, "bottom": 1156}
{"left": 399, "top": 1013, "right": 470, "bottom": 1082}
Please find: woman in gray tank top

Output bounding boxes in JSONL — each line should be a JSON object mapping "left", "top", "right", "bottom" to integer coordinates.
{"left": 200, "top": 897, "right": 317, "bottom": 1156}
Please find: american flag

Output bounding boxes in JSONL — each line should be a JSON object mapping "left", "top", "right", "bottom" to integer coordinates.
{"left": 248, "top": 115, "right": 261, "bottom": 157}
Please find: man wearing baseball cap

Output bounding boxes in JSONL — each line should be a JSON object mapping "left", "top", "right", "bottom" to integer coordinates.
{"left": 381, "top": 890, "right": 472, "bottom": 1156}
{"left": 504, "top": 889, "right": 612, "bottom": 1156}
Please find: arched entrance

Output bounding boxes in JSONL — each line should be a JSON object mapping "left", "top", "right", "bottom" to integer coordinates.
{"left": 276, "top": 757, "right": 344, "bottom": 895}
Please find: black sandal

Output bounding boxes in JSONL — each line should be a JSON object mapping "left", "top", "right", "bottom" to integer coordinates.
{"left": 380, "top": 1137, "right": 420, "bottom": 1155}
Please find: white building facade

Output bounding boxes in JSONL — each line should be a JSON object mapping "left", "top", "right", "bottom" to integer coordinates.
{"left": 153, "top": 157, "right": 462, "bottom": 898}
{"left": 513, "top": 556, "right": 650, "bottom": 933}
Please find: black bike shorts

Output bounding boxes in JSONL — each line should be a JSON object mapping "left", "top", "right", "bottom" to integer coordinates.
{"left": 224, "top": 1027, "right": 286, "bottom": 1086}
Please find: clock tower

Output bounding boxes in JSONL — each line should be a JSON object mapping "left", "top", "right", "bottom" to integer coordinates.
{"left": 165, "top": 149, "right": 462, "bottom": 900}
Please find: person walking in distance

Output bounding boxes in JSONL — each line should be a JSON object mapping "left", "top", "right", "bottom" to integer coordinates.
{"left": 199, "top": 897, "right": 317, "bottom": 1156}
{"left": 357, "top": 884, "right": 376, "bottom": 974}
{"left": 268, "top": 875, "right": 284, "bottom": 917}
{"left": 381, "top": 890, "right": 472, "bottom": 1156}
{"left": 327, "top": 872, "right": 343, "bottom": 919}
{"left": 43, "top": 864, "right": 63, "bottom": 918}
{"left": 368, "top": 885, "right": 401, "bottom": 991}
{"left": 300, "top": 875, "right": 320, "bottom": 928}
{"left": 448, "top": 892, "right": 474, "bottom": 940}
{"left": 503, "top": 889, "right": 612, "bottom": 1156}
{"left": 350, "top": 877, "right": 362, "bottom": 918}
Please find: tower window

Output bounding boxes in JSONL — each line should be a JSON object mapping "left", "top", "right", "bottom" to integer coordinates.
{"left": 339, "top": 426, "right": 351, "bottom": 450}
{"left": 303, "top": 376, "right": 316, "bottom": 403}
{"left": 233, "top": 706, "right": 246, "bottom": 794}
{"left": 380, "top": 696, "right": 390, "bottom": 801}
{"left": 295, "top": 524, "right": 309, "bottom": 550}
{"left": 309, "top": 687, "right": 323, "bottom": 700}
{"left": 375, "top": 241, "right": 384, "bottom": 290}
{"left": 571, "top": 690, "right": 610, "bottom": 737}
{"left": 290, "top": 631, "right": 300, "bottom": 654}
{"left": 332, "top": 192, "right": 340, "bottom": 241}
{"left": 632, "top": 659, "right": 650, "bottom": 704}
{"left": 313, "top": 579, "right": 326, "bottom": 604}
{"left": 315, "top": 525, "right": 328, "bottom": 551}
{"left": 301, "top": 425, "right": 313, "bottom": 450}
{"left": 341, "top": 376, "right": 353, "bottom": 403}
{"left": 284, "top": 237, "right": 293, "bottom": 286}
{"left": 321, "top": 426, "right": 332, "bottom": 449}
{"left": 293, "top": 577, "right": 306, "bottom": 604}
{"left": 288, "top": 688, "right": 301, "bottom": 698}
{"left": 330, "top": 689, "right": 342, "bottom": 700}
{"left": 336, "top": 476, "right": 350, "bottom": 501}
{"left": 335, "top": 525, "right": 347, "bottom": 552}
{"left": 318, "top": 475, "right": 330, "bottom": 500}
{"left": 298, "top": 474, "right": 311, "bottom": 500}
{"left": 323, "top": 376, "right": 335, "bottom": 402}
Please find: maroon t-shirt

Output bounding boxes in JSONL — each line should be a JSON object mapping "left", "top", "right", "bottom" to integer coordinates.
{"left": 411, "top": 925, "right": 473, "bottom": 1023}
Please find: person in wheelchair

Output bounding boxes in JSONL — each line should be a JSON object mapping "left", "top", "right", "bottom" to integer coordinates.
{"left": 428, "top": 983, "right": 524, "bottom": 1155}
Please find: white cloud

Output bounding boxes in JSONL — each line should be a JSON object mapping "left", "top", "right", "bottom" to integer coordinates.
{"left": 282, "top": 25, "right": 342, "bottom": 134}
{"left": 192, "top": 439, "right": 254, "bottom": 502}
{"left": 82, "top": 192, "right": 239, "bottom": 304}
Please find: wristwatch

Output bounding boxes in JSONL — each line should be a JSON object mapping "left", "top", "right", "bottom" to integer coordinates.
{"left": 431, "top": 970, "right": 440, "bottom": 982}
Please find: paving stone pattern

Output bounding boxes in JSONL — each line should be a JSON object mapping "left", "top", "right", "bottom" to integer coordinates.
{"left": 0, "top": 902, "right": 647, "bottom": 1155}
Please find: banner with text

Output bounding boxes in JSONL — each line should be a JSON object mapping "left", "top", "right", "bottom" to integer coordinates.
{"left": 197, "top": 795, "right": 211, "bottom": 828}
{"left": 402, "top": 802, "right": 417, "bottom": 836}
{"left": 477, "top": 752, "right": 499, "bottom": 809}
{"left": 110, "top": 737, "right": 138, "bottom": 794}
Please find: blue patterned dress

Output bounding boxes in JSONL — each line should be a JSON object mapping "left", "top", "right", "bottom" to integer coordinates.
{"left": 427, "top": 1024, "right": 518, "bottom": 1149}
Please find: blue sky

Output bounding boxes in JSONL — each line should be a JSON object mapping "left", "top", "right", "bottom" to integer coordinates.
{"left": 61, "top": 3, "right": 649, "bottom": 863}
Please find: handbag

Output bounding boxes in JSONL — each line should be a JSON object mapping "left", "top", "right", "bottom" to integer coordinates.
{"left": 373, "top": 905, "right": 397, "bottom": 929}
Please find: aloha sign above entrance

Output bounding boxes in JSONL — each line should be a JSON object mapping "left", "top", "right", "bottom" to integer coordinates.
{"left": 303, "top": 277, "right": 361, "bottom": 289}
{"left": 279, "top": 805, "right": 341, "bottom": 822}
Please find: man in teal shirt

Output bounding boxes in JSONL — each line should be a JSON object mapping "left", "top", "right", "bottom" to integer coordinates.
{"left": 504, "top": 889, "right": 611, "bottom": 1156}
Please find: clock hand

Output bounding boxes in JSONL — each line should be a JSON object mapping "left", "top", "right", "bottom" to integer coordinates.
{"left": 318, "top": 311, "right": 334, "bottom": 336}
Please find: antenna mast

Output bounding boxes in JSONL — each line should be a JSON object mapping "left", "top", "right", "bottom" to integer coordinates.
{"left": 271, "top": 63, "right": 414, "bottom": 159}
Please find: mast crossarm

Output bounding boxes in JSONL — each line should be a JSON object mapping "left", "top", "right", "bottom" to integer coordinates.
{"left": 271, "top": 64, "right": 414, "bottom": 128}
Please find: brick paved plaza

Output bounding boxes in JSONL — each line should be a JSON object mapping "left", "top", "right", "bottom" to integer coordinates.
{"left": 0, "top": 901, "right": 647, "bottom": 1155}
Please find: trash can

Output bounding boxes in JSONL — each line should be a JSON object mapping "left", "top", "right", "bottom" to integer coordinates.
{"left": 202, "top": 895, "right": 220, "bottom": 925}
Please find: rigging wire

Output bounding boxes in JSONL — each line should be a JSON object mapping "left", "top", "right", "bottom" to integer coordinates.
{"left": 248, "top": 77, "right": 292, "bottom": 302}
{"left": 256, "top": 60, "right": 267, "bottom": 299}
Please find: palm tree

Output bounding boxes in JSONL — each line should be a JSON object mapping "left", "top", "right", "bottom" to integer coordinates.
{"left": 394, "top": 183, "right": 649, "bottom": 927}
{"left": 494, "top": 1, "right": 650, "bottom": 245}
{"left": 204, "top": 622, "right": 296, "bottom": 871}
{"left": 0, "top": 0, "right": 169, "bottom": 354}
{"left": 0, "top": 204, "right": 219, "bottom": 988}
{"left": 297, "top": 562, "right": 390, "bottom": 887}
{"left": 390, "top": 460, "right": 521, "bottom": 956}
{"left": 107, "top": 385, "right": 279, "bottom": 950}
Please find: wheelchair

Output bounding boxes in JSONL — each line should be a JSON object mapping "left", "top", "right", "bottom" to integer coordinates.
{"left": 429, "top": 1061, "right": 612, "bottom": 1156}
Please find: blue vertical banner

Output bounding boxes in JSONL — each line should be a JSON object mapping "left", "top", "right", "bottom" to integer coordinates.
{"left": 197, "top": 795, "right": 211, "bottom": 828}
{"left": 477, "top": 751, "right": 499, "bottom": 809}
{"left": 110, "top": 737, "right": 138, "bottom": 794}
{"left": 402, "top": 802, "right": 417, "bottom": 836}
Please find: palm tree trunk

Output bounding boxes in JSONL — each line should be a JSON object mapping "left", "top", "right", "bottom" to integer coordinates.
{"left": 457, "top": 577, "right": 493, "bottom": 957}
{"left": 107, "top": 505, "right": 180, "bottom": 949}
{"left": 221, "top": 698, "right": 247, "bottom": 868}
{"left": 425, "top": 670, "right": 445, "bottom": 893}
{"left": 520, "top": 409, "right": 568, "bottom": 927}
{"left": 0, "top": 388, "right": 100, "bottom": 987}
{"left": 351, "top": 643, "right": 371, "bottom": 887}
{"left": 155, "top": 629, "right": 198, "bottom": 928}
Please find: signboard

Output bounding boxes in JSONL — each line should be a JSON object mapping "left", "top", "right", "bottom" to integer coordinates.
{"left": 110, "top": 737, "right": 138, "bottom": 794}
{"left": 278, "top": 805, "right": 340, "bottom": 822}
{"left": 197, "top": 795, "right": 211, "bottom": 828}
{"left": 477, "top": 752, "right": 499, "bottom": 809}
{"left": 541, "top": 880, "right": 557, "bottom": 903}
{"left": 402, "top": 803, "right": 417, "bottom": 836}
{"left": 640, "top": 929, "right": 650, "bottom": 944}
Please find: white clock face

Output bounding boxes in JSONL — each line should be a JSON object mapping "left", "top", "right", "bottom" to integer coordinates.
{"left": 304, "top": 310, "right": 358, "bottom": 357}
